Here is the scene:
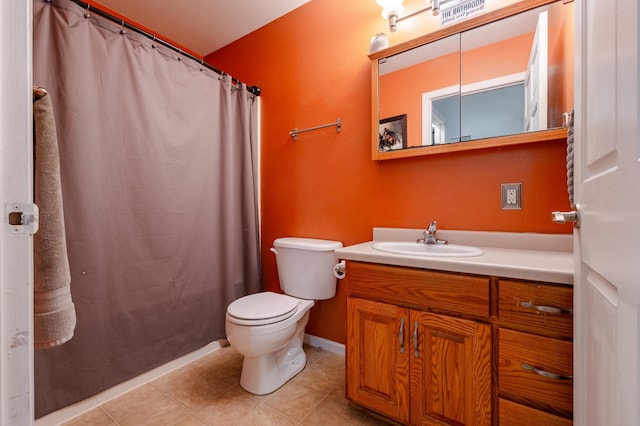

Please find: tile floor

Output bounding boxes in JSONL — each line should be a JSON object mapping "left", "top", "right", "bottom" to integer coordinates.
{"left": 62, "top": 344, "right": 395, "bottom": 425}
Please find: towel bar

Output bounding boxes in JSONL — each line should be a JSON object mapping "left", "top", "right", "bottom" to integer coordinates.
{"left": 290, "top": 118, "right": 341, "bottom": 141}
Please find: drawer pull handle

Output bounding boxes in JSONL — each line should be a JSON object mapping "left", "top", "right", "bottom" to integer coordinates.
{"left": 413, "top": 321, "right": 419, "bottom": 358}
{"left": 521, "top": 363, "right": 573, "bottom": 381}
{"left": 399, "top": 317, "right": 405, "bottom": 353}
{"left": 519, "top": 301, "right": 573, "bottom": 315}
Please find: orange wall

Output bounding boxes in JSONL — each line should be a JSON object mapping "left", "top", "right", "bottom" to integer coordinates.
{"left": 380, "top": 51, "right": 459, "bottom": 147}
{"left": 206, "top": 0, "right": 573, "bottom": 344}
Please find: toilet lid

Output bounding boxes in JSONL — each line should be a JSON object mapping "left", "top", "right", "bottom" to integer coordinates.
{"left": 227, "top": 292, "right": 299, "bottom": 326}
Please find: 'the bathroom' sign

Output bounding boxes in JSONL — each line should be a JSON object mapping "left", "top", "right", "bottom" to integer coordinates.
{"left": 441, "top": 0, "right": 486, "bottom": 26}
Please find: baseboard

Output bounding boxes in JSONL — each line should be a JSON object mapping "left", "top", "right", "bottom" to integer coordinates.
{"left": 35, "top": 340, "right": 229, "bottom": 426}
{"left": 304, "top": 334, "right": 345, "bottom": 356}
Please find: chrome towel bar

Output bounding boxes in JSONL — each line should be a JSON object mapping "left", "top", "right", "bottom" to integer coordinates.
{"left": 290, "top": 118, "right": 341, "bottom": 140}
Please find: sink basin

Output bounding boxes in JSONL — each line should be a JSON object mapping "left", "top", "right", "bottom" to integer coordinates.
{"left": 372, "top": 241, "right": 484, "bottom": 257}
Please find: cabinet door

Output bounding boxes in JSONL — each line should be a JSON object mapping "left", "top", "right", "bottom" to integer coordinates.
{"left": 411, "top": 311, "right": 492, "bottom": 426}
{"left": 346, "top": 297, "right": 410, "bottom": 424}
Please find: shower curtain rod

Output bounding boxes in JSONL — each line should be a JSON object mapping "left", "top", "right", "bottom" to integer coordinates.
{"left": 64, "top": 0, "right": 262, "bottom": 97}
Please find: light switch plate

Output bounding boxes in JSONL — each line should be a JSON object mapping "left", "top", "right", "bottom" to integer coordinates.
{"left": 501, "top": 183, "right": 522, "bottom": 210}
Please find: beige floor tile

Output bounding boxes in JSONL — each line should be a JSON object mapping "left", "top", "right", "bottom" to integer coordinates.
{"left": 101, "top": 383, "right": 190, "bottom": 425}
{"left": 293, "top": 359, "right": 344, "bottom": 394}
{"left": 151, "top": 364, "right": 231, "bottom": 411}
{"left": 191, "top": 348, "right": 244, "bottom": 387}
{"left": 303, "top": 345, "right": 327, "bottom": 365}
{"left": 236, "top": 404, "right": 298, "bottom": 426}
{"left": 61, "top": 407, "right": 116, "bottom": 426}
{"left": 327, "top": 379, "right": 347, "bottom": 402}
{"left": 173, "top": 413, "right": 209, "bottom": 426}
{"left": 193, "top": 388, "right": 260, "bottom": 425}
{"left": 301, "top": 396, "right": 367, "bottom": 426}
{"left": 314, "top": 351, "right": 345, "bottom": 372}
{"left": 264, "top": 380, "right": 327, "bottom": 422}
{"left": 116, "top": 401, "right": 192, "bottom": 426}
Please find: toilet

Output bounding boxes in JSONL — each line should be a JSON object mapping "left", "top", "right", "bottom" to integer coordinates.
{"left": 225, "top": 237, "right": 343, "bottom": 395}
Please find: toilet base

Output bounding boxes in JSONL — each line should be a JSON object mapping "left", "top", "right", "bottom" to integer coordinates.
{"left": 239, "top": 342, "right": 307, "bottom": 395}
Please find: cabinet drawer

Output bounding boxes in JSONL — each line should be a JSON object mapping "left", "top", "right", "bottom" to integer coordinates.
{"left": 499, "top": 328, "right": 573, "bottom": 416}
{"left": 499, "top": 398, "right": 572, "bottom": 425}
{"left": 346, "top": 262, "right": 490, "bottom": 318}
{"left": 498, "top": 279, "right": 573, "bottom": 338}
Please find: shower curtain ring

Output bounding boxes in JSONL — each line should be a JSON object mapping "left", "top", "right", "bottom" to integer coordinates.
{"left": 178, "top": 48, "right": 183, "bottom": 61}
{"left": 151, "top": 35, "right": 157, "bottom": 49}
{"left": 83, "top": 5, "right": 91, "bottom": 19}
{"left": 119, "top": 20, "right": 127, "bottom": 35}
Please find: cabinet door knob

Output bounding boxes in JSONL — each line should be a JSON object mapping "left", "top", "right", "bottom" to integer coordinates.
{"left": 521, "top": 363, "right": 573, "bottom": 381}
{"left": 399, "top": 318, "right": 405, "bottom": 353}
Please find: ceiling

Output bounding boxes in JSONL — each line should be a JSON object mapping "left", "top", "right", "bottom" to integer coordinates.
{"left": 96, "top": 0, "right": 312, "bottom": 56}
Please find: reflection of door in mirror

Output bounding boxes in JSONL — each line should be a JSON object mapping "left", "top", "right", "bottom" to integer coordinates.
{"left": 459, "top": 1, "right": 572, "bottom": 139}
{"left": 457, "top": 9, "right": 542, "bottom": 141}
{"left": 525, "top": 11, "right": 548, "bottom": 132}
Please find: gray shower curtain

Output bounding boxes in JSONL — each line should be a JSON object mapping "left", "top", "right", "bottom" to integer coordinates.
{"left": 32, "top": 0, "right": 261, "bottom": 417}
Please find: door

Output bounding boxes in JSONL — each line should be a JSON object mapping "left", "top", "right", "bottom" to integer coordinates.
{"left": 0, "top": 0, "right": 35, "bottom": 424}
{"left": 524, "top": 10, "right": 548, "bottom": 132}
{"left": 411, "top": 311, "right": 492, "bottom": 425}
{"left": 573, "top": 0, "right": 640, "bottom": 424}
{"left": 346, "top": 297, "right": 410, "bottom": 424}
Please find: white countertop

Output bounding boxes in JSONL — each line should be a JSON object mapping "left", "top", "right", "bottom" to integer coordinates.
{"left": 335, "top": 228, "right": 574, "bottom": 285}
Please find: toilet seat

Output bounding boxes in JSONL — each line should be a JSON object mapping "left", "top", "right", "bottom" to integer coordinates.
{"left": 227, "top": 292, "right": 299, "bottom": 326}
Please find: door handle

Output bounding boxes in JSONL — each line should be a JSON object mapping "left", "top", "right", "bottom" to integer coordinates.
{"left": 413, "top": 321, "right": 419, "bottom": 358}
{"left": 552, "top": 206, "right": 580, "bottom": 228}
{"left": 399, "top": 318, "right": 405, "bottom": 354}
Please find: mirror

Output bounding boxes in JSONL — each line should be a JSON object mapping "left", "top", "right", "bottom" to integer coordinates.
{"left": 373, "top": 0, "right": 573, "bottom": 160}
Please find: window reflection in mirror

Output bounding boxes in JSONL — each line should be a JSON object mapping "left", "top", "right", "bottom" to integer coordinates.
{"left": 375, "top": 0, "right": 573, "bottom": 156}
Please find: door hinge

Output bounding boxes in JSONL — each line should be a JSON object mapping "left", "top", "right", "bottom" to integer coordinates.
{"left": 7, "top": 203, "right": 39, "bottom": 235}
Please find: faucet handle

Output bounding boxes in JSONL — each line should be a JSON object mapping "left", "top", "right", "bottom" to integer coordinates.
{"left": 427, "top": 221, "right": 437, "bottom": 233}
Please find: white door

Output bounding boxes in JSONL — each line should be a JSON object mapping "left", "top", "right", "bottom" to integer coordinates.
{"left": 524, "top": 10, "right": 548, "bottom": 132}
{"left": 573, "top": 0, "right": 640, "bottom": 424}
{"left": 0, "top": 0, "right": 35, "bottom": 424}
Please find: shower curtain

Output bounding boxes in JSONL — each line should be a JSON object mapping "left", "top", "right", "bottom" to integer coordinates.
{"left": 32, "top": 0, "right": 261, "bottom": 417}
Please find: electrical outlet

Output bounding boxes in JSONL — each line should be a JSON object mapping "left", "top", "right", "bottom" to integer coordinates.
{"left": 501, "top": 183, "right": 522, "bottom": 210}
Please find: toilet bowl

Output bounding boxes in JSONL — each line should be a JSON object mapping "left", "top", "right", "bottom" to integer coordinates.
{"left": 225, "top": 237, "right": 342, "bottom": 395}
{"left": 225, "top": 292, "right": 314, "bottom": 395}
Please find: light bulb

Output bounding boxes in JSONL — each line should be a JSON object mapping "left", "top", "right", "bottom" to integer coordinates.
{"left": 432, "top": 0, "right": 440, "bottom": 16}
{"left": 376, "top": 0, "right": 404, "bottom": 19}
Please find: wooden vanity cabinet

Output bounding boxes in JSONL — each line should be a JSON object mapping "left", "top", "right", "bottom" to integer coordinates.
{"left": 345, "top": 262, "right": 492, "bottom": 425}
{"left": 344, "top": 262, "right": 575, "bottom": 425}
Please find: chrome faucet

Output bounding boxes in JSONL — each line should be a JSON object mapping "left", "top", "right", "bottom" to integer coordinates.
{"left": 418, "top": 221, "right": 447, "bottom": 245}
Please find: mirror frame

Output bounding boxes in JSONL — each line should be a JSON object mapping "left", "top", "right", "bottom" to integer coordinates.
{"left": 370, "top": 0, "right": 569, "bottom": 161}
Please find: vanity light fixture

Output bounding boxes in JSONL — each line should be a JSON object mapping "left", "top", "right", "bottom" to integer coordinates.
{"left": 377, "top": 0, "right": 457, "bottom": 32}
{"left": 375, "top": 0, "right": 405, "bottom": 32}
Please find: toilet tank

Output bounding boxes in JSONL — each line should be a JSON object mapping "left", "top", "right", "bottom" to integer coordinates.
{"left": 272, "top": 237, "right": 343, "bottom": 300}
